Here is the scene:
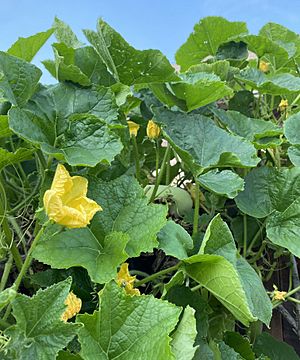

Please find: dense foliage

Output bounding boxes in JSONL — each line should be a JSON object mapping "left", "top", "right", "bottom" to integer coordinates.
{"left": 0, "top": 15, "right": 300, "bottom": 359}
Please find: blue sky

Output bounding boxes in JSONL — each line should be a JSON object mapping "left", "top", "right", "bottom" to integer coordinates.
{"left": 1, "top": 0, "right": 300, "bottom": 83}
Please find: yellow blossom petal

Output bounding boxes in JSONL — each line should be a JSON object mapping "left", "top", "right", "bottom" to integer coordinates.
{"left": 272, "top": 285, "right": 287, "bottom": 301}
{"left": 127, "top": 120, "right": 140, "bottom": 137}
{"left": 117, "top": 263, "right": 140, "bottom": 296}
{"left": 61, "top": 292, "right": 82, "bottom": 322}
{"left": 43, "top": 164, "right": 102, "bottom": 228}
{"left": 147, "top": 120, "right": 161, "bottom": 140}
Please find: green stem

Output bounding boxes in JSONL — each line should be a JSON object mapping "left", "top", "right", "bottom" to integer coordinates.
{"left": 132, "top": 136, "right": 141, "bottom": 182}
{"left": 0, "top": 318, "right": 10, "bottom": 330}
{"left": 191, "top": 284, "right": 202, "bottom": 292}
{"left": 248, "top": 241, "right": 266, "bottom": 264}
{"left": 13, "top": 221, "right": 49, "bottom": 292}
{"left": 243, "top": 214, "right": 247, "bottom": 258}
{"left": 246, "top": 220, "right": 266, "bottom": 256}
{"left": 0, "top": 179, "right": 23, "bottom": 272}
{"left": 165, "top": 144, "right": 171, "bottom": 185}
{"left": 149, "top": 144, "right": 171, "bottom": 203}
{"left": 135, "top": 263, "right": 180, "bottom": 287}
{"left": 287, "top": 297, "right": 300, "bottom": 304}
{"left": 0, "top": 254, "right": 13, "bottom": 292}
{"left": 192, "top": 181, "right": 200, "bottom": 238}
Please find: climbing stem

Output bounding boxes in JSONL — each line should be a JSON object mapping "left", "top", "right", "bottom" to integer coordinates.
{"left": 135, "top": 263, "right": 180, "bottom": 287}
{"left": 192, "top": 181, "right": 200, "bottom": 238}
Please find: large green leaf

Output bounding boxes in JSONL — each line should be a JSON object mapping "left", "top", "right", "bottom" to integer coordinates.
{"left": 199, "top": 214, "right": 237, "bottom": 265}
{"left": 254, "top": 332, "right": 300, "bottom": 360}
{"left": 153, "top": 72, "right": 233, "bottom": 112}
{"left": 236, "top": 166, "right": 300, "bottom": 218}
{"left": 9, "top": 83, "right": 122, "bottom": 166}
{"left": 171, "top": 306, "right": 199, "bottom": 360}
{"left": 43, "top": 43, "right": 115, "bottom": 87}
{"left": 235, "top": 68, "right": 300, "bottom": 95}
{"left": 153, "top": 107, "right": 259, "bottom": 175}
{"left": 234, "top": 34, "right": 289, "bottom": 68}
{"left": 198, "top": 170, "right": 244, "bottom": 198}
{"left": 7, "top": 28, "right": 54, "bottom": 62}
{"left": 176, "top": 16, "right": 248, "bottom": 71}
{"left": 77, "top": 281, "right": 181, "bottom": 360}
{"left": 0, "top": 115, "right": 12, "bottom": 138}
{"left": 236, "top": 256, "right": 272, "bottom": 326}
{"left": 214, "top": 109, "right": 282, "bottom": 149}
{"left": 84, "top": 19, "right": 178, "bottom": 85}
{"left": 0, "top": 148, "right": 33, "bottom": 170}
{"left": 53, "top": 17, "right": 83, "bottom": 48}
{"left": 183, "top": 254, "right": 256, "bottom": 326}
{"left": 0, "top": 52, "right": 42, "bottom": 106}
{"left": 284, "top": 112, "right": 300, "bottom": 145}
{"left": 33, "top": 225, "right": 129, "bottom": 284}
{"left": 4, "top": 278, "right": 81, "bottom": 360}
{"left": 199, "top": 215, "right": 272, "bottom": 326}
{"left": 89, "top": 175, "right": 168, "bottom": 257}
{"left": 288, "top": 146, "right": 300, "bottom": 166}
{"left": 224, "top": 332, "right": 255, "bottom": 360}
{"left": 267, "top": 197, "right": 300, "bottom": 257}
{"left": 157, "top": 220, "right": 193, "bottom": 260}
{"left": 259, "top": 22, "right": 300, "bottom": 58}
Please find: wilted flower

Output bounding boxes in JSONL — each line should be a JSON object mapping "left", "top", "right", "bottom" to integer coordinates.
{"left": 61, "top": 292, "right": 82, "bottom": 322}
{"left": 127, "top": 120, "right": 140, "bottom": 137}
{"left": 147, "top": 120, "right": 161, "bottom": 140}
{"left": 279, "top": 99, "right": 288, "bottom": 112}
{"left": 259, "top": 60, "right": 269, "bottom": 73}
{"left": 117, "top": 263, "right": 140, "bottom": 296}
{"left": 43, "top": 164, "right": 102, "bottom": 228}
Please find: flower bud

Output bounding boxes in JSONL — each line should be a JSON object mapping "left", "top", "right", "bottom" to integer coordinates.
{"left": 147, "top": 120, "right": 161, "bottom": 140}
{"left": 127, "top": 120, "right": 140, "bottom": 137}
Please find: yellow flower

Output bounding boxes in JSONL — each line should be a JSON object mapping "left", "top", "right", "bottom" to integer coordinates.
{"left": 279, "top": 99, "right": 288, "bottom": 112}
{"left": 147, "top": 120, "right": 161, "bottom": 140}
{"left": 61, "top": 292, "right": 82, "bottom": 322}
{"left": 259, "top": 60, "right": 269, "bottom": 73}
{"left": 43, "top": 164, "right": 102, "bottom": 228}
{"left": 272, "top": 285, "right": 287, "bottom": 301}
{"left": 117, "top": 263, "right": 140, "bottom": 296}
{"left": 127, "top": 120, "right": 140, "bottom": 137}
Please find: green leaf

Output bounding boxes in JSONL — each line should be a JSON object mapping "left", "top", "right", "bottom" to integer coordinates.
{"left": 175, "top": 72, "right": 233, "bottom": 110}
{"left": 235, "top": 166, "right": 300, "bottom": 218}
{"left": 284, "top": 112, "right": 300, "bottom": 145}
{"left": 171, "top": 306, "right": 199, "bottom": 360}
{"left": 53, "top": 17, "right": 83, "bottom": 48}
{"left": 235, "top": 68, "right": 300, "bottom": 95}
{"left": 236, "top": 256, "right": 272, "bottom": 326}
{"left": 214, "top": 109, "right": 282, "bottom": 148}
{"left": 89, "top": 175, "right": 168, "bottom": 257}
{"left": 57, "top": 351, "right": 83, "bottom": 360}
{"left": 9, "top": 83, "right": 122, "bottom": 167}
{"left": 235, "top": 34, "right": 289, "bottom": 68}
{"left": 176, "top": 16, "right": 248, "bottom": 71}
{"left": 288, "top": 145, "right": 300, "bottom": 166}
{"left": 259, "top": 22, "right": 300, "bottom": 58}
{"left": 77, "top": 281, "right": 181, "bottom": 360}
{"left": 4, "top": 278, "right": 81, "bottom": 360}
{"left": 157, "top": 220, "right": 193, "bottom": 260}
{"left": 218, "top": 341, "right": 243, "bottom": 360}
{"left": 189, "top": 60, "right": 233, "bottom": 82}
{"left": 83, "top": 19, "right": 178, "bottom": 85}
{"left": 224, "top": 332, "right": 255, "bottom": 360}
{"left": 198, "top": 170, "right": 244, "bottom": 198}
{"left": 199, "top": 214, "right": 237, "bottom": 265}
{"left": 254, "top": 332, "right": 300, "bottom": 360}
{"left": 0, "top": 52, "right": 42, "bottom": 106}
{"left": 153, "top": 107, "right": 259, "bottom": 175}
{"left": 7, "top": 28, "right": 54, "bottom": 62}
{"left": 183, "top": 254, "right": 256, "bottom": 326}
{"left": 267, "top": 197, "right": 300, "bottom": 257}
{"left": 33, "top": 225, "right": 129, "bottom": 284}
{"left": 0, "top": 285, "right": 16, "bottom": 311}
{"left": 0, "top": 148, "right": 33, "bottom": 170}
{"left": 0, "top": 115, "right": 12, "bottom": 138}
